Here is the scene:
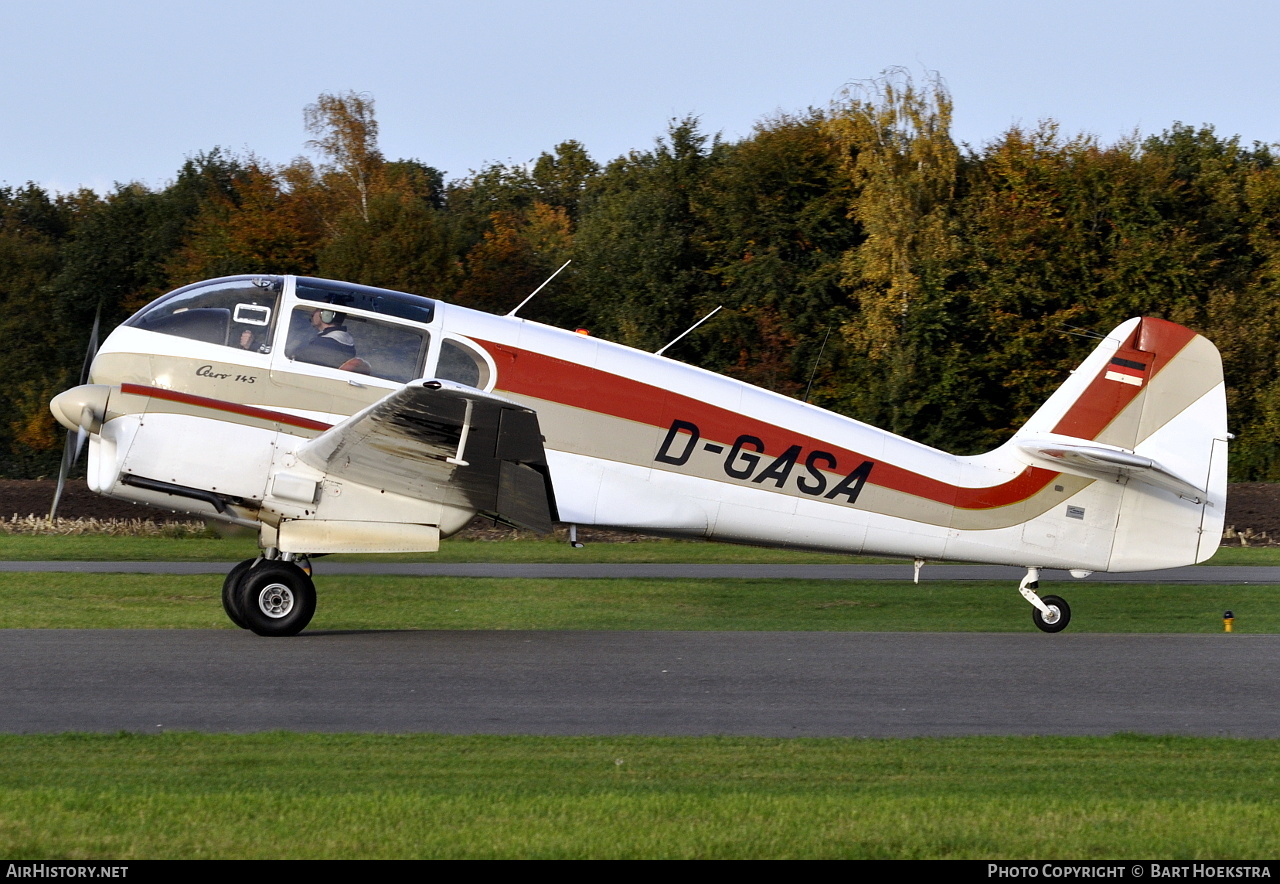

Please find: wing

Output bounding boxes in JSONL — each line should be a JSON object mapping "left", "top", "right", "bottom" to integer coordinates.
{"left": 296, "top": 379, "right": 557, "bottom": 532}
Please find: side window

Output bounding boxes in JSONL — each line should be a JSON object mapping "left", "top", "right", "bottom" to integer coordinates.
{"left": 126, "top": 279, "right": 279, "bottom": 351}
{"left": 437, "top": 338, "right": 492, "bottom": 389}
{"left": 285, "top": 306, "right": 428, "bottom": 382}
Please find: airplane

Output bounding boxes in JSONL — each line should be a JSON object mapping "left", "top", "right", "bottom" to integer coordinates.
{"left": 48, "top": 273, "right": 1228, "bottom": 636}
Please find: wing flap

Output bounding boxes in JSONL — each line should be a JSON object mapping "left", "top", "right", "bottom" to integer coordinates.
{"left": 296, "top": 379, "right": 556, "bottom": 532}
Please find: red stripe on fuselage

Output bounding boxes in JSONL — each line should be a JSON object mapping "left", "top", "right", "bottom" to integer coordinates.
{"left": 477, "top": 318, "right": 1196, "bottom": 511}
{"left": 119, "top": 384, "right": 334, "bottom": 432}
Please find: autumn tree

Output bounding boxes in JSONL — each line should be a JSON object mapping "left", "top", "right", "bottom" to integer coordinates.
{"left": 825, "top": 69, "right": 967, "bottom": 443}
{"left": 165, "top": 158, "right": 324, "bottom": 280}
{"left": 0, "top": 184, "right": 78, "bottom": 469}
{"left": 318, "top": 161, "right": 461, "bottom": 299}
{"left": 572, "top": 118, "right": 723, "bottom": 352}
{"left": 303, "top": 90, "right": 385, "bottom": 224}
{"left": 531, "top": 140, "right": 599, "bottom": 220}
{"left": 1196, "top": 134, "right": 1280, "bottom": 478}
{"left": 952, "top": 122, "right": 1276, "bottom": 457}
{"left": 455, "top": 202, "right": 574, "bottom": 318}
{"left": 698, "top": 111, "right": 858, "bottom": 398}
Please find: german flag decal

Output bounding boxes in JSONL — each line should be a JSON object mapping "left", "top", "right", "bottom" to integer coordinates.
{"left": 1104, "top": 356, "right": 1147, "bottom": 387}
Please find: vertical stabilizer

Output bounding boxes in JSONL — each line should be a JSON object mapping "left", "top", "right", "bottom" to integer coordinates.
{"left": 1007, "top": 317, "right": 1227, "bottom": 570}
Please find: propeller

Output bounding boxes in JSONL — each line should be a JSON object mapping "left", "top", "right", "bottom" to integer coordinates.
{"left": 48, "top": 308, "right": 102, "bottom": 521}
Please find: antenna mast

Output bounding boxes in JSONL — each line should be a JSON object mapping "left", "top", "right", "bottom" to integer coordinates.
{"left": 655, "top": 306, "right": 723, "bottom": 357}
{"left": 506, "top": 260, "right": 572, "bottom": 318}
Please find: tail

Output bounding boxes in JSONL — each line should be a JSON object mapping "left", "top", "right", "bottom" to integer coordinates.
{"left": 1001, "top": 317, "right": 1227, "bottom": 570}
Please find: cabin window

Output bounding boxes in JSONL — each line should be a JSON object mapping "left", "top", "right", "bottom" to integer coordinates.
{"left": 284, "top": 306, "right": 428, "bottom": 382}
{"left": 125, "top": 277, "right": 281, "bottom": 352}
{"left": 437, "top": 338, "right": 492, "bottom": 389}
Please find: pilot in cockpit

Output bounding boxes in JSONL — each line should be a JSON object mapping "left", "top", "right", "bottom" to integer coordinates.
{"left": 289, "top": 308, "right": 358, "bottom": 369}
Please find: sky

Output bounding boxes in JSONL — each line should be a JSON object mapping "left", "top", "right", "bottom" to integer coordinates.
{"left": 3, "top": 0, "right": 1278, "bottom": 194}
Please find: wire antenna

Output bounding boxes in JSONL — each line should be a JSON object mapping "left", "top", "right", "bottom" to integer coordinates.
{"left": 803, "top": 326, "right": 833, "bottom": 403}
{"left": 1058, "top": 324, "right": 1106, "bottom": 341}
{"left": 506, "top": 260, "right": 572, "bottom": 318}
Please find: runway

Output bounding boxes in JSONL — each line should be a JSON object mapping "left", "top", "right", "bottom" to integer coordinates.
{"left": 3, "top": 629, "right": 1278, "bottom": 737}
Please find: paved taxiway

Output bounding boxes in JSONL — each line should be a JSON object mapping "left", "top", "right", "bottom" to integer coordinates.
{"left": 3, "top": 629, "right": 1278, "bottom": 737}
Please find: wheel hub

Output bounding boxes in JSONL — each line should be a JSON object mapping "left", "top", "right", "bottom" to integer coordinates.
{"left": 257, "top": 583, "right": 295, "bottom": 619}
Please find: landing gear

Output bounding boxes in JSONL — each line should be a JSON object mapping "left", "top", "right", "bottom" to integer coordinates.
{"left": 235, "top": 560, "right": 317, "bottom": 637}
{"left": 1018, "top": 567, "right": 1072, "bottom": 633}
{"left": 1031, "top": 595, "right": 1071, "bottom": 633}
{"left": 221, "top": 558, "right": 259, "bottom": 629}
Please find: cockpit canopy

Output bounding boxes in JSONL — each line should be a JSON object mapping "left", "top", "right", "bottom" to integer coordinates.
{"left": 125, "top": 276, "right": 283, "bottom": 350}
{"left": 122, "top": 275, "right": 490, "bottom": 388}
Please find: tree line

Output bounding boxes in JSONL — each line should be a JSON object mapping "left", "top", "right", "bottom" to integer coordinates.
{"left": 4, "top": 73, "right": 1280, "bottom": 480}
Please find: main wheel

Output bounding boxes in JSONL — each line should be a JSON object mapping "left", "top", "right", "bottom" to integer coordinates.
{"left": 1032, "top": 594, "right": 1071, "bottom": 633}
{"left": 221, "top": 558, "right": 259, "bottom": 629}
{"left": 236, "top": 562, "right": 317, "bottom": 637}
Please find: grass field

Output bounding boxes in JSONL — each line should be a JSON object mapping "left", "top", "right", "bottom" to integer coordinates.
{"left": 3, "top": 529, "right": 1278, "bottom": 563}
{"left": 1, "top": 732, "right": 1278, "bottom": 859}
{"left": 0, "top": 573, "right": 1268, "bottom": 633}
{"left": 1, "top": 534, "right": 1276, "bottom": 859}
{"left": 0, "top": 532, "right": 861, "bottom": 563}
{"left": 0, "top": 531, "right": 1271, "bottom": 633}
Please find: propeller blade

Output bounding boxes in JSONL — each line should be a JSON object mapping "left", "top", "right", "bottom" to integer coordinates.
{"left": 48, "top": 429, "right": 77, "bottom": 522}
{"left": 73, "top": 424, "right": 88, "bottom": 463}
{"left": 50, "top": 309, "right": 104, "bottom": 521}
{"left": 80, "top": 306, "right": 100, "bottom": 385}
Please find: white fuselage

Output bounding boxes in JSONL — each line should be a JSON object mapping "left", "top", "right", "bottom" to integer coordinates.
{"left": 78, "top": 276, "right": 1227, "bottom": 571}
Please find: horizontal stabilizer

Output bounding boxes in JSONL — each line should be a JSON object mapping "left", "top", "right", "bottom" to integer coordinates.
{"left": 1015, "top": 435, "right": 1206, "bottom": 501}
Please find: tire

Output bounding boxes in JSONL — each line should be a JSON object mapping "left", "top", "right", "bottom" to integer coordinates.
{"left": 221, "top": 558, "right": 259, "bottom": 629}
{"left": 236, "top": 562, "right": 317, "bottom": 637}
{"left": 1032, "top": 594, "right": 1071, "bottom": 633}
